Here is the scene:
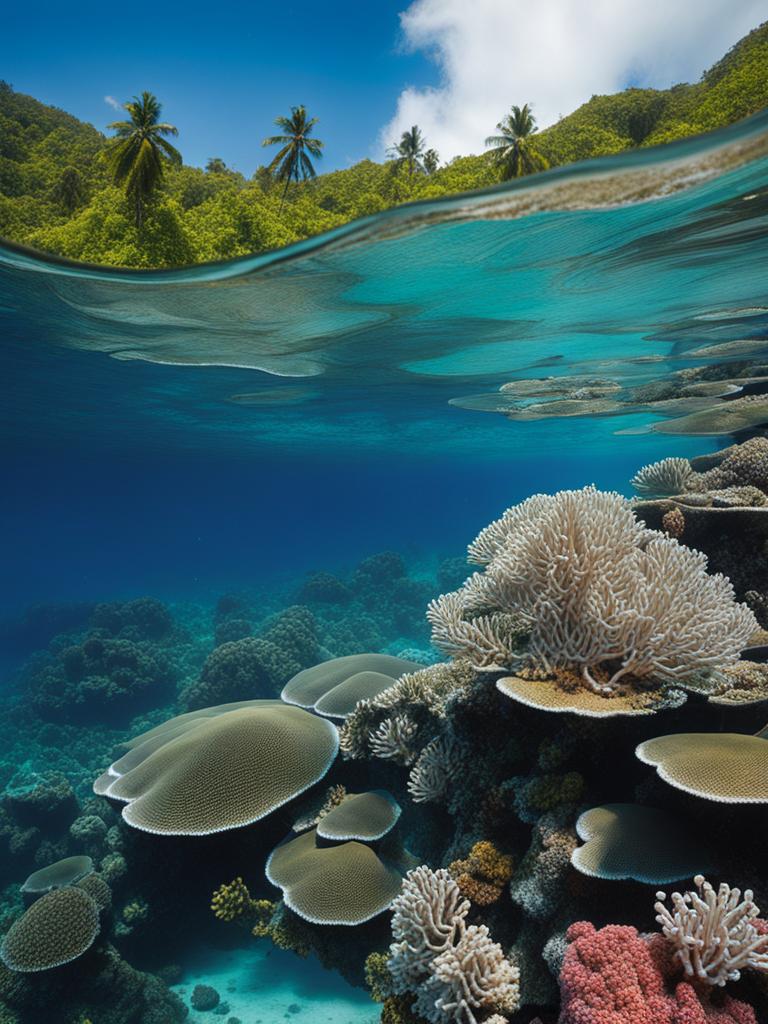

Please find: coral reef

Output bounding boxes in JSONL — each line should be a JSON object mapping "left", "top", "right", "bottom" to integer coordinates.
{"left": 181, "top": 605, "right": 319, "bottom": 709}
{"left": 27, "top": 634, "right": 176, "bottom": 723}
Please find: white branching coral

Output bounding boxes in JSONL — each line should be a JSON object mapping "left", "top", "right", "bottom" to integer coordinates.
{"left": 631, "top": 457, "right": 694, "bottom": 496}
{"left": 414, "top": 925, "right": 520, "bottom": 1024}
{"left": 408, "top": 735, "right": 463, "bottom": 804}
{"left": 431, "top": 487, "right": 757, "bottom": 693}
{"left": 655, "top": 875, "right": 768, "bottom": 987}
{"left": 388, "top": 867, "right": 519, "bottom": 1024}
{"left": 368, "top": 713, "right": 419, "bottom": 765}
{"left": 389, "top": 867, "right": 469, "bottom": 990}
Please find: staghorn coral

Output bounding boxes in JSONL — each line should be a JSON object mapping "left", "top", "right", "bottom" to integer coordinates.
{"left": 431, "top": 487, "right": 756, "bottom": 695}
{"left": 408, "top": 736, "right": 463, "bottom": 805}
{"left": 655, "top": 876, "right": 768, "bottom": 987}
{"left": 388, "top": 867, "right": 519, "bottom": 1024}
{"left": 449, "top": 841, "right": 514, "bottom": 906}
{"left": 211, "top": 877, "right": 257, "bottom": 922}
{"left": 369, "top": 714, "right": 420, "bottom": 765}
{"left": 631, "top": 457, "right": 694, "bottom": 497}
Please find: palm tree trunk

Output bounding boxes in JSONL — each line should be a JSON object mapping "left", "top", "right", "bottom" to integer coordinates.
{"left": 135, "top": 192, "right": 143, "bottom": 229}
{"left": 279, "top": 177, "right": 291, "bottom": 214}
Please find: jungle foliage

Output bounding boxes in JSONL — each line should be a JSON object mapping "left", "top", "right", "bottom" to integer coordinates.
{"left": 0, "top": 21, "right": 766, "bottom": 268}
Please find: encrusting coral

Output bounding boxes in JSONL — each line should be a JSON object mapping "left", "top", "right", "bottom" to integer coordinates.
{"left": 655, "top": 876, "right": 768, "bottom": 987}
{"left": 387, "top": 866, "right": 519, "bottom": 1024}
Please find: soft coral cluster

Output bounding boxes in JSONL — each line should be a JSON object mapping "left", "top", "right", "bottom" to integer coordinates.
{"left": 558, "top": 921, "right": 758, "bottom": 1024}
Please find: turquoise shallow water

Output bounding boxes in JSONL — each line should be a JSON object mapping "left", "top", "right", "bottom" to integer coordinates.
{"left": 173, "top": 942, "right": 379, "bottom": 1024}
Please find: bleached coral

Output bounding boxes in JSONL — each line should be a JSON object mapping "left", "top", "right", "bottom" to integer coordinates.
{"left": 368, "top": 713, "right": 419, "bottom": 765}
{"left": 389, "top": 867, "right": 519, "bottom": 1024}
{"left": 431, "top": 487, "right": 757, "bottom": 693}
{"left": 655, "top": 874, "right": 768, "bottom": 987}
{"left": 631, "top": 457, "right": 694, "bottom": 496}
{"left": 408, "top": 735, "right": 463, "bottom": 804}
{"left": 414, "top": 924, "right": 520, "bottom": 1024}
{"left": 389, "top": 867, "right": 469, "bottom": 990}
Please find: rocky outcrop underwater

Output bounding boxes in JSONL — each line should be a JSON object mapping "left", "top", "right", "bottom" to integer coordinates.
{"left": 1, "top": 436, "right": 768, "bottom": 1024}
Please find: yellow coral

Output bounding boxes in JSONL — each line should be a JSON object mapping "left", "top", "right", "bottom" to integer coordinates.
{"left": 250, "top": 899, "right": 277, "bottom": 937}
{"left": 211, "top": 877, "right": 257, "bottom": 922}
{"left": 449, "top": 840, "right": 514, "bottom": 906}
{"left": 365, "top": 951, "right": 393, "bottom": 1002}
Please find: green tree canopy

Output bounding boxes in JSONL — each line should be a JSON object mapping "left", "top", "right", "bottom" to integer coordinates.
{"left": 105, "top": 91, "right": 181, "bottom": 227}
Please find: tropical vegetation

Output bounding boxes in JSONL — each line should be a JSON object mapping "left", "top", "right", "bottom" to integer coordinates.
{"left": 0, "top": 20, "right": 766, "bottom": 268}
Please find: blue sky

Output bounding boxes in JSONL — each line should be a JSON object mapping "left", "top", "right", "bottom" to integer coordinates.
{"left": 1, "top": 1, "right": 432, "bottom": 174}
{"left": 2, "top": 0, "right": 765, "bottom": 173}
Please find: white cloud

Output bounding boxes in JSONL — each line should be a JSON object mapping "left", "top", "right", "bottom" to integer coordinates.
{"left": 380, "top": 0, "right": 765, "bottom": 161}
{"left": 104, "top": 95, "right": 122, "bottom": 111}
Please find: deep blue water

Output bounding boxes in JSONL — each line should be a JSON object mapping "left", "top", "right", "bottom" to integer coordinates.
{"left": 2, "top": 109, "right": 768, "bottom": 612}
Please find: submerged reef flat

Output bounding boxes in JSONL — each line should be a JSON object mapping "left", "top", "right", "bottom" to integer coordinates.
{"left": 1, "top": 438, "right": 768, "bottom": 1023}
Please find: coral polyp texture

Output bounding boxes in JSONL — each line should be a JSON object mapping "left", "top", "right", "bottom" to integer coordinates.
{"left": 631, "top": 456, "right": 694, "bottom": 496}
{"left": 635, "top": 732, "right": 768, "bottom": 803}
{"left": 407, "top": 735, "right": 463, "bottom": 804}
{"left": 0, "top": 886, "right": 100, "bottom": 972}
{"left": 281, "top": 653, "right": 421, "bottom": 710}
{"left": 315, "top": 790, "right": 401, "bottom": 842}
{"left": 388, "top": 866, "right": 519, "bottom": 1024}
{"left": 655, "top": 876, "right": 768, "bottom": 987}
{"left": 21, "top": 855, "right": 93, "bottom": 895}
{"left": 93, "top": 700, "right": 339, "bottom": 834}
{"left": 429, "top": 487, "right": 756, "bottom": 705}
{"left": 571, "top": 804, "right": 714, "bottom": 884}
{"left": 265, "top": 827, "right": 406, "bottom": 925}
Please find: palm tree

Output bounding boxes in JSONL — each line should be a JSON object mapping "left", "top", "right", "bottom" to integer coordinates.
{"left": 105, "top": 92, "right": 181, "bottom": 227}
{"left": 388, "top": 125, "right": 427, "bottom": 176}
{"left": 423, "top": 148, "right": 440, "bottom": 174}
{"left": 262, "top": 106, "right": 323, "bottom": 209}
{"left": 205, "top": 157, "right": 229, "bottom": 174}
{"left": 485, "top": 104, "right": 549, "bottom": 179}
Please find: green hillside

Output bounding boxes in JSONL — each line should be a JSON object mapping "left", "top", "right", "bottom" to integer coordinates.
{"left": 1, "top": 20, "right": 766, "bottom": 268}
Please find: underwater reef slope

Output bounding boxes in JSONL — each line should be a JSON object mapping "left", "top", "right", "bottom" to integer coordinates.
{"left": 3, "top": 438, "right": 768, "bottom": 1022}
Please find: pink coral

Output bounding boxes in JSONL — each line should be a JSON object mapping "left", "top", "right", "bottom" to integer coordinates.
{"left": 558, "top": 922, "right": 758, "bottom": 1024}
